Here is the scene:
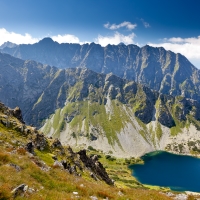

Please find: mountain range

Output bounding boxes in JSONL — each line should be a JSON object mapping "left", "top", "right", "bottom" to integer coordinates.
{"left": 1, "top": 50, "right": 200, "bottom": 157}
{"left": 2, "top": 37, "right": 200, "bottom": 102}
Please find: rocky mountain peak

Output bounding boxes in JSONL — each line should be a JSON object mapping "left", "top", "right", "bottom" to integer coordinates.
{"left": 37, "top": 37, "right": 55, "bottom": 45}
{"left": 0, "top": 41, "right": 17, "bottom": 49}
{"left": 118, "top": 42, "right": 125, "bottom": 45}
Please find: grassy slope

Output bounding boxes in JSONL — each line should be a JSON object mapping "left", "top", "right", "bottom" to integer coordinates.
{"left": 0, "top": 123, "right": 175, "bottom": 200}
{"left": 42, "top": 100, "right": 133, "bottom": 147}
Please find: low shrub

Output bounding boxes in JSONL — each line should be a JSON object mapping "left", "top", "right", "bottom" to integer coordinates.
{"left": 0, "top": 184, "right": 11, "bottom": 200}
{"left": 17, "top": 147, "right": 26, "bottom": 155}
{"left": 88, "top": 146, "right": 96, "bottom": 151}
{"left": 0, "top": 152, "right": 9, "bottom": 165}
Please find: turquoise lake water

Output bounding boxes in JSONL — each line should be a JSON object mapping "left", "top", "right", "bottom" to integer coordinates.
{"left": 129, "top": 151, "right": 200, "bottom": 192}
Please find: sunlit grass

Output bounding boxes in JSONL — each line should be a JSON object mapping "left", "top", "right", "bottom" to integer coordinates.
{"left": 0, "top": 142, "right": 175, "bottom": 200}
{"left": 0, "top": 115, "right": 182, "bottom": 200}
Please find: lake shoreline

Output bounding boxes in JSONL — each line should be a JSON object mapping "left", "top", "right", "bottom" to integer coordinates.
{"left": 129, "top": 150, "right": 200, "bottom": 193}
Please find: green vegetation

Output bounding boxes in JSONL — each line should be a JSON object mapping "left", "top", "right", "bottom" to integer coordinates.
{"left": 170, "top": 102, "right": 185, "bottom": 136}
{"left": 68, "top": 81, "right": 83, "bottom": 101}
{"left": 170, "top": 126, "right": 182, "bottom": 136}
{"left": 33, "top": 93, "right": 44, "bottom": 109}
{"left": 42, "top": 99, "right": 134, "bottom": 148}
{"left": 42, "top": 119, "right": 52, "bottom": 135}
{"left": 39, "top": 71, "right": 200, "bottom": 152}
{"left": 135, "top": 118, "right": 150, "bottom": 143}
{"left": 34, "top": 149, "right": 54, "bottom": 166}
{"left": 156, "top": 123, "right": 162, "bottom": 140}
{"left": 132, "top": 85, "right": 147, "bottom": 113}
{"left": 52, "top": 109, "right": 61, "bottom": 130}
{"left": 180, "top": 80, "right": 195, "bottom": 94}
{"left": 188, "top": 115, "right": 200, "bottom": 130}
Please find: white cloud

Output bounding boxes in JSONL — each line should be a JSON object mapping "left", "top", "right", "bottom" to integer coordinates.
{"left": 104, "top": 21, "right": 137, "bottom": 30}
{"left": 0, "top": 28, "right": 39, "bottom": 45}
{"left": 168, "top": 36, "right": 200, "bottom": 45}
{"left": 0, "top": 28, "right": 91, "bottom": 46}
{"left": 95, "top": 32, "right": 135, "bottom": 47}
{"left": 52, "top": 34, "right": 80, "bottom": 43}
{"left": 104, "top": 23, "right": 110, "bottom": 29}
{"left": 52, "top": 34, "right": 91, "bottom": 45}
{"left": 148, "top": 36, "right": 200, "bottom": 67}
{"left": 141, "top": 19, "right": 150, "bottom": 28}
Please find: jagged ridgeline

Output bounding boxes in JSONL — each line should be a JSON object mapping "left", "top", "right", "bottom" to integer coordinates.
{"left": 1, "top": 52, "right": 200, "bottom": 157}
{"left": 2, "top": 38, "right": 200, "bottom": 102}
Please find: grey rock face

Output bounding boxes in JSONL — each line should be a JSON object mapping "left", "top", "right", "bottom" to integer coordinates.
{"left": 8, "top": 163, "right": 21, "bottom": 172}
{"left": 32, "top": 133, "right": 48, "bottom": 151}
{"left": 0, "top": 53, "right": 58, "bottom": 126}
{"left": 157, "top": 105, "right": 175, "bottom": 128}
{"left": 11, "top": 184, "right": 26, "bottom": 197}
{"left": 12, "top": 107, "right": 24, "bottom": 123}
{"left": 78, "top": 149, "right": 114, "bottom": 185}
{"left": 2, "top": 39, "right": 200, "bottom": 102}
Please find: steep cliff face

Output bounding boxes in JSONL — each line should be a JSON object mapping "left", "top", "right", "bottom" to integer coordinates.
{"left": 0, "top": 53, "right": 58, "bottom": 123}
{"left": 2, "top": 38, "right": 200, "bottom": 102}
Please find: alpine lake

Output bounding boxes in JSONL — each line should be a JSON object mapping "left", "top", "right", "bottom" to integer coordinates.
{"left": 129, "top": 151, "right": 200, "bottom": 192}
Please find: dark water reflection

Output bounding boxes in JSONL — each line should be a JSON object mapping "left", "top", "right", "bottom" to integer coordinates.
{"left": 129, "top": 151, "right": 200, "bottom": 192}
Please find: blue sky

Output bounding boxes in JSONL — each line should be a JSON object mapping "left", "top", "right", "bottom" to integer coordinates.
{"left": 0, "top": 0, "right": 200, "bottom": 67}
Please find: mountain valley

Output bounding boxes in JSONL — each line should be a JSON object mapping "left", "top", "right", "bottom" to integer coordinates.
{"left": 1, "top": 40, "right": 200, "bottom": 198}
{"left": 2, "top": 0, "right": 200, "bottom": 198}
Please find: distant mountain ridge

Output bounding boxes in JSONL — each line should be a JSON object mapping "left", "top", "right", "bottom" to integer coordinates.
{"left": 2, "top": 38, "right": 200, "bottom": 102}
{"left": 0, "top": 52, "right": 58, "bottom": 123}
{"left": 0, "top": 41, "right": 17, "bottom": 49}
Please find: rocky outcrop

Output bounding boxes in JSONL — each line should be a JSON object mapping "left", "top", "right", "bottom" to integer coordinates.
{"left": 11, "top": 184, "right": 35, "bottom": 198}
{"left": 51, "top": 138, "right": 65, "bottom": 154}
{"left": 134, "top": 99, "right": 154, "bottom": 124}
{"left": 157, "top": 105, "right": 175, "bottom": 128}
{"left": 48, "top": 140, "right": 113, "bottom": 184}
{"left": 0, "top": 102, "right": 113, "bottom": 185}
{"left": 78, "top": 150, "right": 114, "bottom": 185}
{"left": 0, "top": 101, "right": 49, "bottom": 155}
{"left": 12, "top": 107, "right": 24, "bottom": 124}
{"left": 26, "top": 142, "right": 34, "bottom": 154}
{"left": 0, "top": 102, "right": 29, "bottom": 133}
{"left": 32, "top": 133, "right": 48, "bottom": 151}
{"left": 8, "top": 163, "right": 21, "bottom": 172}
{"left": 0, "top": 53, "right": 58, "bottom": 126}
{"left": 11, "top": 184, "right": 26, "bottom": 198}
